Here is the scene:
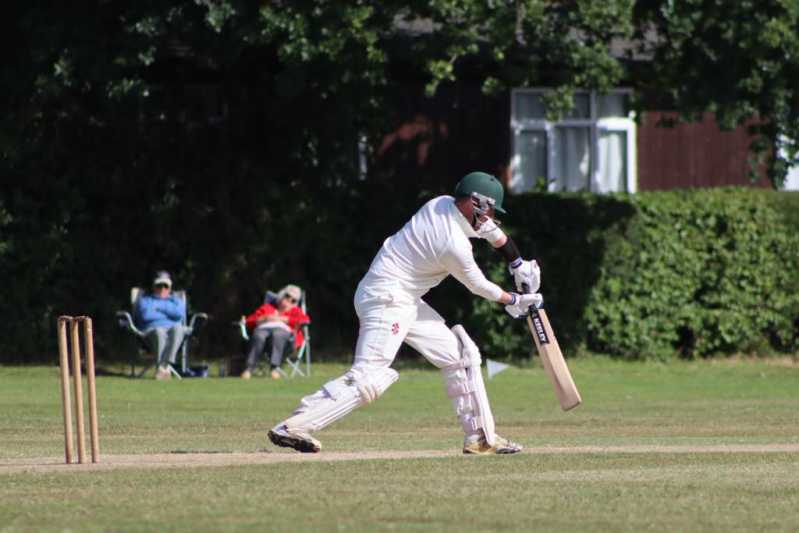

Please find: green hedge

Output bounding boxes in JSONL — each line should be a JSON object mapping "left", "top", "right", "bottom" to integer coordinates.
{"left": 471, "top": 189, "right": 799, "bottom": 359}
{"left": 1, "top": 184, "right": 797, "bottom": 362}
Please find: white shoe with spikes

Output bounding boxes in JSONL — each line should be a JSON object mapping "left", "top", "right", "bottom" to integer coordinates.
{"left": 462, "top": 433, "right": 523, "bottom": 455}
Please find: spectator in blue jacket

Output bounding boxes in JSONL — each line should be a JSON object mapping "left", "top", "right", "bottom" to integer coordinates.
{"left": 134, "top": 271, "right": 187, "bottom": 380}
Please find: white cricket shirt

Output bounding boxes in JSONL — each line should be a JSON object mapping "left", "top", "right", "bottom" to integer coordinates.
{"left": 360, "top": 195, "right": 504, "bottom": 301}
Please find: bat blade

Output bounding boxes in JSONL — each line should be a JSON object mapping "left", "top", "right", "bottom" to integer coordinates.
{"left": 526, "top": 308, "right": 582, "bottom": 411}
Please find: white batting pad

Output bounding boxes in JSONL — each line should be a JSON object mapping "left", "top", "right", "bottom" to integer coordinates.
{"left": 283, "top": 367, "right": 399, "bottom": 433}
{"left": 444, "top": 325, "right": 496, "bottom": 446}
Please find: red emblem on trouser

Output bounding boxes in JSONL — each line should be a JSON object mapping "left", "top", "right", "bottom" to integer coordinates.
{"left": 391, "top": 322, "right": 399, "bottom": 335}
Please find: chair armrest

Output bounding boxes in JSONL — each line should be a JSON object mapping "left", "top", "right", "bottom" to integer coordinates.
{"left": 116, "top": 311, "right": 145, "bottom": 337}
{"left": 188, "top": 312, "right": 209, "bottom": 333}
{"left": 295, "top": 320, "right": 311, "bottom": 336}
{"left": 235, "top": 316, "right": 249, "bottom": 341}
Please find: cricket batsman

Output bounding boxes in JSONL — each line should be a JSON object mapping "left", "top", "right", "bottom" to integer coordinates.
{"left": 269, "top": 172, "right": 542, "bottom": 454}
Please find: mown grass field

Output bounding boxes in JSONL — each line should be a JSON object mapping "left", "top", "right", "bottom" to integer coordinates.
{"left": 2, "top": 358, "right": 799, "bottom": 532}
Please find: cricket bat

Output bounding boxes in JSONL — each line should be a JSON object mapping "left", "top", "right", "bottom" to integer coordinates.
{"left": 526, "top": 306, "right": 582, "bottom": 411}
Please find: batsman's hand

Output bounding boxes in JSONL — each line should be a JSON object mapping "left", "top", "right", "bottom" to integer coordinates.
{"left": 509, "top": 259, "right": 541, "bottom": 293}
{"left": 504, "top": 292, "right": 543, "bottom": 319}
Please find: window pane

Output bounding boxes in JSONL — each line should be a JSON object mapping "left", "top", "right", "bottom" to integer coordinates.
{"left": 513, "top": 92, "right": 546, "bottom": 120}
{"left": 565, "top": 93, "right": 590, "bottom": 119}
{"left": 554, "top": 127, "right": 591, "bottom": 191}
{"left": 597, "top": 130, "right": 627, "bottom": 192}
{"left": 598, "top": 94, "right": 627, "bottom": 118}
{"left": 511, "top": 130, "right": 547, "bottom": 193}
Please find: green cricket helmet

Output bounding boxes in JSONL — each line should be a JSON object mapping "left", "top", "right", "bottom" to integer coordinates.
{"left": 454, "top": 171, "right": 507, "bottom": 214}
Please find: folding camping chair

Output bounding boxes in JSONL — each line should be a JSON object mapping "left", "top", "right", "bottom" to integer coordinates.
{"left": 235, "top": 289, "right": 311, "bottom": 378}
{"left": 116, "top": 287, "right": 208, "bottom": 378}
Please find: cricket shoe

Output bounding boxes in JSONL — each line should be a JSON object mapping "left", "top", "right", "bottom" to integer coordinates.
{"left": 268, "top": 425, "right": 321, "bottom": 453}
{"left": 462, "top": 433, "right": 523, "bottom": 455}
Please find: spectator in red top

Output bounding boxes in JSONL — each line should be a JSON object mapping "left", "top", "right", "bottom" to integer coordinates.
{"left": 241, "top": 284, "right": 310, "bottom": 380}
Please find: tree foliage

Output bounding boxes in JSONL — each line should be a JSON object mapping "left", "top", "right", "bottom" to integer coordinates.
{"left": 5, "top": 1, "right": 798, "bottom": 184}
{"left": 632, "top": 0, "right": 799, "bottom": 187}
{"left": 1, "top": 1, "right": 798, "bottom": 360}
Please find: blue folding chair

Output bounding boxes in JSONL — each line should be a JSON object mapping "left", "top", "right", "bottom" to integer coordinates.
{"left": 116, "top": 287, "right": 208, "bottom": 378}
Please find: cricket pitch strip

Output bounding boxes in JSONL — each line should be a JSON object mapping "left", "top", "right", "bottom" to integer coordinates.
{"left": 3, "top": 444, "right": 799, "bottom": 475}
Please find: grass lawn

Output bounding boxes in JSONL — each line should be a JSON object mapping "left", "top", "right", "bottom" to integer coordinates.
{"left": 1, "top": 357, "right": 799, "bottom": 531}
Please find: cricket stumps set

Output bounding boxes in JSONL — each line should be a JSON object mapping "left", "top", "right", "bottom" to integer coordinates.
{"left": 57, "top": 315, "right": 100, "bottom": 464}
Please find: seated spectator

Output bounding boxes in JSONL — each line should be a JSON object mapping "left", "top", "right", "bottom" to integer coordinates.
{"left": 241, "top": 284, "right": 310, "bottom": 380}
{"left": 134, "top": 271, "right": 187, "bottom": 380}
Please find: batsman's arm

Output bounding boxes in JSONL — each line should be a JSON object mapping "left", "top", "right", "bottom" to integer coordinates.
{"left": 441, "top": 239, "right": 539, "bottom": 308}
{"left": 490, "top": 232, "right": 541, "bottom": 295}
{"left": 477, "top": 220, "right": 541, "bottom": 292}
{"left": 477, "top": 218, "right": 522, "bottom": 264}
{"left": 498, "top": 291, "right": 516, "bottom": 305}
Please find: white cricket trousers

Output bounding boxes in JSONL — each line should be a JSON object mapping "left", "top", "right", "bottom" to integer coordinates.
{"left": 351, "top": 279, "right": 461, "bottom": 373}
{"left": 284, "top": 278, "right": 469, "bottom": 434}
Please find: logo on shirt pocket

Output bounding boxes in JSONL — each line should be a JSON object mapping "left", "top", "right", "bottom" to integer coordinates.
{"left": 391, "top": 322, "right": 400, "bottom": 335}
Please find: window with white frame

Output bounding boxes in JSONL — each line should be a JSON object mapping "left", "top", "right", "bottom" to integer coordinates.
{"left": 510, "top": 89, "right": 636, "bottom": 193}
{"left": 779, "top": 137, "right": 799, "bottom": 191}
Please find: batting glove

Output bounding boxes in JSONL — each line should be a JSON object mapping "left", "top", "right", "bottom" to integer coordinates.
{"left": 504, "top": 292, "right": 544, "bottom": 319}
{"left": 509, "top": 258, "right": 541, "bottom": 294}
